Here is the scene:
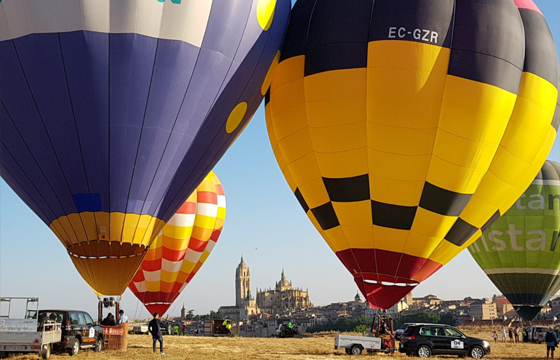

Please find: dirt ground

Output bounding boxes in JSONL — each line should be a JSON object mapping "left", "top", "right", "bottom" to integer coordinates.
{"left": 4, "top": 328, "right": 554, "bottom": 360}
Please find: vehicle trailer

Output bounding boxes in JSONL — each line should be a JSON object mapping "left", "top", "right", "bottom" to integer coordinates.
{"left": 0, "top": 297, "right": 61, "bottom": 359}
{"left": 335, "top": 334, "right": 384, "bottom": 355}
{"left": 133, "top": 325, "right": 149, "bottom": 335}
{"left": 334, "top": 313, "right": 396, "bottom": 356}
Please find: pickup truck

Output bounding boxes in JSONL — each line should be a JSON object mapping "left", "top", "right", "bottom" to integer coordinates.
{"left": 0, "top": 297, "right": 61, "bottom": 359}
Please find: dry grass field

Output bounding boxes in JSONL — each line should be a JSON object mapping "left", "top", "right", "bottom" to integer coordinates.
{"left": 4, "top": 328, "right": 553, "bottom": 360}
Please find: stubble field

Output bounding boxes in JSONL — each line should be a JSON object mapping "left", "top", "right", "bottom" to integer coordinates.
{"left": 5, "top": 328, "right": 552, "bottom": 360}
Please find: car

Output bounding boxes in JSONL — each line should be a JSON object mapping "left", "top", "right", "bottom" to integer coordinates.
{"left": 528, "top": 326, "right": 548, "bottom": 343}
{"left": 396, "top": 323, "right": 413, "bottom": 341}
{"left": 399, "top": 323, "right": 490, "bottom": 358}
{"left": 38, "top": 310, "right": 103, "bottom": 356}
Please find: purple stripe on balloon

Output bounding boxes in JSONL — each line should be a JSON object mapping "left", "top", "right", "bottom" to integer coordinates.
{"left": 59, "top": 31, "right": 110, "bottom": 215}
{"left": 109, "top": 33, "right": 158, "bottom": 214}
{"left": 0, "top": 37, "right": 78, "bottom": 218}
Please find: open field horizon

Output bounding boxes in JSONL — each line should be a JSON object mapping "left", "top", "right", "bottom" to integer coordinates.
{"left": 3, "top": 328, "right": 555, "bottom": 360}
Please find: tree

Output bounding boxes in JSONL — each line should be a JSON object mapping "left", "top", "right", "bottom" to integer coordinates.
{"left": 439, "top": 312, "right": 456, "bottom": 326}
{"left": 353, "top": 324, "right": 369, "bottom": 333}
{"left": 395, "top": 312, "right": 440, "bottom": 328}
{"left": 207, "top": 311, "right": 225, "bottom": 320}
{"left": 306, "top": 315, "right": 372, "bottom": 333}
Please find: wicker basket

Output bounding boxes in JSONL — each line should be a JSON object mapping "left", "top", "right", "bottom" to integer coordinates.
{"left": 101, "top": 323, "right": 128, "bottom": 350}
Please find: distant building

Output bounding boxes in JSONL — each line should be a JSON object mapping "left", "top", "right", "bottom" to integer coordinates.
{"left": 218, "top": 305, "right": 243, "bottom": 321}
{"left": 219, "top": 256, "right": 261, "bottom": 320}
{"left": 492, "top": 295, "right": 514, "bottom": 317}
{"left": 424, "top": 295, "right": 442, "bottom": 305}
{"left": 218, "top": 257, "right": 311, "bottom": 320}
{"left": 256, "top": 269, "right": 312, "bottom": 313}
{"left": 405, "top": 291, "right": 413, "bottom": 306}
{"left": 180, "top": 304, "right": 187, "bottom": 319}
{"left": 470, "top": 298, "right": 497, "bottom": 320}
{"left": 236, "top": 256, "right": 251, "bottom": 307}
{"left": 411, "top": 294, "right": 440, "bottom": 307}
{"left": 550, "top": 296, "right": 560, "bottom": 311}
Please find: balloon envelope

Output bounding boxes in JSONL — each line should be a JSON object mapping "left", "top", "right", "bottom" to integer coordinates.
{"left": 265, "top": 0, "right": 559, "bottom": 309}
{"left": 469, "top": 161, "right": 560, "bottom": 321}
{"left": 129, "top": 172, "right": 225, "bottom": 316}
{"left": 0, "top": 0, "right": 289, "bottom": 295}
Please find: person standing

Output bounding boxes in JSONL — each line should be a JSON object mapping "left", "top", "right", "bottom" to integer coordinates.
{"left": 118, "top": 310, "right": 129, "bottom": 324}
{"left": 149, "top": 313, "right": 165, "bottom": 355}
{"left": 514, "top": 327, "right": 519, "bottom": 343}
{"left": 501, "top": 327, "right": 507, "bottom": 343}
{"left": 546, "top": 327, "right": 558, "bottom": 359}
{"left": 508, "top": 327, "right": 514, "bottom": 343}
{"left": 493, "top": 330, "right": 498, "bottom": 344}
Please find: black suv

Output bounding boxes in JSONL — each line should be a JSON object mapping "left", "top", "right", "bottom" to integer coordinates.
{"left": 399, "top": 323, "right": 490, "bottom": 358}
{"left": 38, "top": 310, "right": 103, "bottom": 356}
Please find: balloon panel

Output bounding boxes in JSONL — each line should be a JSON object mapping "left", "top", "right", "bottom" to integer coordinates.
{"left": 0, "top": 0, "right": 289, "bottom": 295}
{"left": 265, "top": 0, "right": 559, "bottom": 309}
{"left": 129, "top": 172, "right": 226, "bottom": 316}
{"left": 469, "top": 161, "right": 560, "bottom": 320}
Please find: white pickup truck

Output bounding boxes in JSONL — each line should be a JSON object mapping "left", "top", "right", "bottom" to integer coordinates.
{"left": 0, "top": 297, "right": 61, "bottom": 359}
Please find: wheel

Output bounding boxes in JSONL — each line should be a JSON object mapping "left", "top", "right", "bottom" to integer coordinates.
{"left": 94, "top": 337, "right": 103, "bottom": 352}
{"left": 69, "top": 339, "right": 80, "bottom": 356}
{"left": 345, "top": 348, "right": 352, "bottom": 355}
{"left": 470, "top": 346, "right": 484, "bottom": 359}
{"left": 417, "top": 345, "right": 431, "bottom": 358}
{"left": 41, "top": 344, "right": 51, "bottom": 359}
{"left": 351, "top": 345, "right": 363, "bottom": 355}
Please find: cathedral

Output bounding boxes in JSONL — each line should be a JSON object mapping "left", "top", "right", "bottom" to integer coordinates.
{"left": 218, "top": 256, "right": 312, "bottom": 320}
{"left": 256, "top": 269, "right": 312, "bottom": 313}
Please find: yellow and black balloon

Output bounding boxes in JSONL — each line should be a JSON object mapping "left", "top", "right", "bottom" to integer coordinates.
{"left": 265, "top": 0, "right": 559, "bottom": 309}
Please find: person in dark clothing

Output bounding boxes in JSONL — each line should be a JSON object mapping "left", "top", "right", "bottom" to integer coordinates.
{"left": 101, "top": 313, "right": 116, "bottom": 326}
{"left": 379, "top": 321, "right": 388, "bottom": 335}
{"left": 546, "top": 327, "right": 558, "bottom": 359}
{"left": 149, "top": 313, "right": 164, "bottom": 354}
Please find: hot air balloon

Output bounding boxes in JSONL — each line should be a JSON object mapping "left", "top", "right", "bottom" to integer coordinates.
{"left": 129, "top": 172, "right": 225, "bottom": 316}
{"left": 0, "top": 0, "right": 289, "bottom": 295}
{"left": 469, "top": 161, "right": 560, "bottom": 321}
{"left": 265, "top": 0, "right": 559, "bottom": 309}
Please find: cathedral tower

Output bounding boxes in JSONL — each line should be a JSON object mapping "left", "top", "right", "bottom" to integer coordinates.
{"left": 235, "top": 256, "right": 251, "bottom": 307}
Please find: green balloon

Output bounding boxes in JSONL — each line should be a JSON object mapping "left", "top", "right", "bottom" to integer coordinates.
{"left": 469, "top": 160, "right": 560, "bottom": 321}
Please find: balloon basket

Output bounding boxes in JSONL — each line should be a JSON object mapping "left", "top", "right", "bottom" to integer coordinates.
{"left": 101, "top": 323, "right": 128, "bottom": 351}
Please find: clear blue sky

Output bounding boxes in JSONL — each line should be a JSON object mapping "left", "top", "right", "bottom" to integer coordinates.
{"left": 1, "top": 1, "right": 559, "bottom": 319}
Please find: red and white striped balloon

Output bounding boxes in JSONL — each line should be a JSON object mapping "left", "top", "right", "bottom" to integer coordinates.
{"left": 129, "top": 172, "right": 226, "bottom": 315}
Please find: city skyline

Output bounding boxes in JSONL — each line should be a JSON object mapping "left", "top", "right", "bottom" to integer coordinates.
{"left": 1, "top": 0, "right": 560, "bottom": 319}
